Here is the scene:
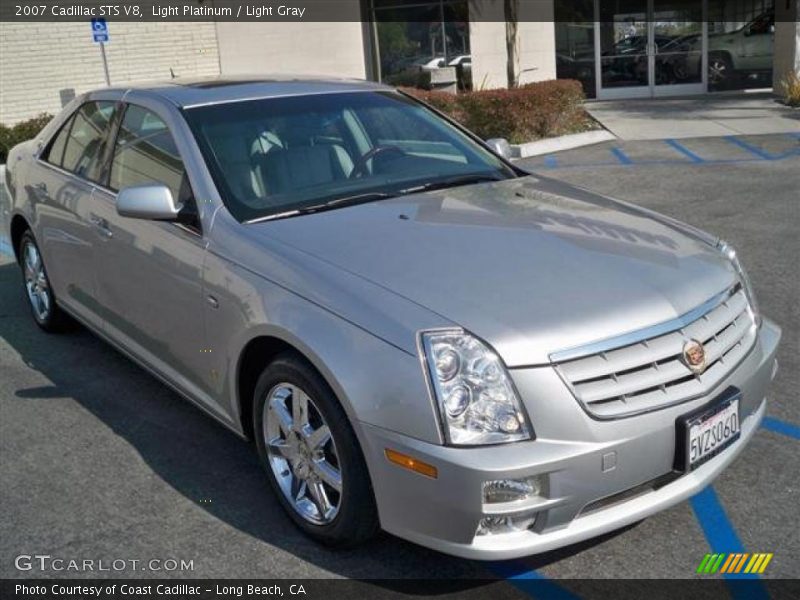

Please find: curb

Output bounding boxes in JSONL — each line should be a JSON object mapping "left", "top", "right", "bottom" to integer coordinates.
{"left": 511, "top": 130, "right": 616, "bottom": 159}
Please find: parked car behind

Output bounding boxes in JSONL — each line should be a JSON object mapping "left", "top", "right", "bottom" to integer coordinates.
{"left": 5, "top": 76, "right": 780, "bottom": 559}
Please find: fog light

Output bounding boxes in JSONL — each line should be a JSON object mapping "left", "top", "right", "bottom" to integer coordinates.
{"left": 483, "top": 476, "right": 541, "bottom": 504}
{"left": 476, "top": 513, "right": 537, "bottom": 536}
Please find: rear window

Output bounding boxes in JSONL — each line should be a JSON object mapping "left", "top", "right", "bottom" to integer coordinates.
{"left": 42, "top": 116, "right": 73, "bottom": 167}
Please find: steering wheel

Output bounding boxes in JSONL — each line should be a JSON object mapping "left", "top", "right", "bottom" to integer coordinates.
{"left": 349, "top": 145, "right": 406, "bottom": 179}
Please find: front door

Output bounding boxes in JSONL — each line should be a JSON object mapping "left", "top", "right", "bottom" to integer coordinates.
{"left": 596, "top": 0, "right": 706, "bottom": 99}
{"left": 92, "top": 102, "right": 220, "bottom": 416}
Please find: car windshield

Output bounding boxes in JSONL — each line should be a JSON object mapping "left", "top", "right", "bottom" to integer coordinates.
{"left": 183, "top": 91, "right": 516, "bottom": 222}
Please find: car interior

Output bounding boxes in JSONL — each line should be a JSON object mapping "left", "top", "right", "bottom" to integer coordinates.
{"left": 203, "top": 108, "right": 469, "bottom": 212}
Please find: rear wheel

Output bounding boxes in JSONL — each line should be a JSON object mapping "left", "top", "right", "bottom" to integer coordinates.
{"left": 253, "top": 354, "right": 379, "bottom": 547}
{"left": 19, "top": 231, "right": 69, "bottom": 332}
{"left": 709, "top": 53, "right": 733, "bottom": 88}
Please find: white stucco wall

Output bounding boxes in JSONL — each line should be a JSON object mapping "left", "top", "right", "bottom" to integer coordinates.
{"left": 0, "top": 22, "right": 220, "bottom": 124}
{"left": 468, "top": 0, "right": 556, "bottom": 89}
{"left": 216, "top": 22, "right": 367, "bottom": 79}
{"left": 772, "top": 1, "right": 800, "bottom": 93}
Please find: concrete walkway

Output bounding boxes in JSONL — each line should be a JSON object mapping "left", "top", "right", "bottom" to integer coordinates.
{"left": 587, "top": 92, "right": 800, "bottom": 140}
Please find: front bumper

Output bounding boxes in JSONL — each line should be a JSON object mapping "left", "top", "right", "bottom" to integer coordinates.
{"left": 358, "top": 318, "right": 781, "bottom": 560}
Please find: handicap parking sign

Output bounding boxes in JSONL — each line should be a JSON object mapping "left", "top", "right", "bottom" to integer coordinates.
{"left": 92, "top": 18, "right": 109, "bottom": 43}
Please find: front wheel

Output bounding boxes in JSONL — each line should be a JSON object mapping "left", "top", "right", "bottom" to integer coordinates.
{"left": 253, "top": 354, "right": 379, "bottom": 547}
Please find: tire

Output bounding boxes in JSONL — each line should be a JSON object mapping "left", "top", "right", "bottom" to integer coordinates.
{"left": 253, "top": 353, "right": 379, "bottom": 547}
{"left": 708, "top": 53, "right": 734, "bottom": 88}
{"left": 18, "top": 230, "right": 70, "bottom": 332}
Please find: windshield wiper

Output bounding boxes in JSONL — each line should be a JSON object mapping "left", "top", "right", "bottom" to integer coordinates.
{"left": 244, "top": 191, "right": 395, "bottom": 224}
{"left": 399, "top": 173, "right": 505, "bottom": 195}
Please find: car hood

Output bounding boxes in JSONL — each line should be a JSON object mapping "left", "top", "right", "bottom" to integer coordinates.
{"left": 253, "top": 176, "right": 735, "bottom": 366}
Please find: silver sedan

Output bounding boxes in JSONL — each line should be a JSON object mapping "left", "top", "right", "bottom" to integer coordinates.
{"left": 5, "top": 77, "right": 780, "bottom": 559}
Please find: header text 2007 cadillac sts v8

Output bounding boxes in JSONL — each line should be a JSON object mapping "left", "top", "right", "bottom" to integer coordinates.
{"left": 5, "top": 77, "right": 780, "bottom": 559}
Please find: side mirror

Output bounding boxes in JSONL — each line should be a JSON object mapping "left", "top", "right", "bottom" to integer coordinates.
{"left": 116, "top": 183, "right": 183, "bottom": 221}
{"left": 485, "top": 138, "right": 513, "bottom": 160}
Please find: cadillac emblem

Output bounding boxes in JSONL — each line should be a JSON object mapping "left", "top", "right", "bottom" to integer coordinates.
{"left": 683, "top": 339, "right": 707, "bottom": 374}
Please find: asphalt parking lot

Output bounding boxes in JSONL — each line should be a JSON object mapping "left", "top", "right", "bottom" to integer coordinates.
{"left": 0, "top": 133, "right": 798, "bottom": 591}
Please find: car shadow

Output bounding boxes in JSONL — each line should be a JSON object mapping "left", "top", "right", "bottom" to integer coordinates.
{"left": 0, "top": 260, "right": 637, "bottom": 588}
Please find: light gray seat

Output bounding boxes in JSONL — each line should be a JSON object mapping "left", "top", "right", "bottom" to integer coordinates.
{"left": 258, "top": 144, "right": 354, "bottom": 196}
{"left": 211, "top": 128, "right": 267, "bottom": 201}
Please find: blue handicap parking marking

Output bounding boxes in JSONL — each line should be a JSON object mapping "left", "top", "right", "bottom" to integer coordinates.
{"left": 0, "top": 236, "right": 13, "bottom": 258}
{"left": 690, "top": 486, "right": 769, "bottom": 600}
{"left": 543, "top": 155, "right": 559, "bottom": 168}
{"left": 532, "top": 135, "right": 798, "bottom": 170}
{"left": 762, "top": 416, "right": 800, "bottom": 440}
{"left": 724, "top": 136, "right": 776, "bottom": 160}
{"left": 490, "top": 562, "right": 583, "bottom": 599}
{"left": 664, "top": 139, "right": 705, "bottom": 163}
{"left": 610, "top": 147, "right": 633, "bottom": 165}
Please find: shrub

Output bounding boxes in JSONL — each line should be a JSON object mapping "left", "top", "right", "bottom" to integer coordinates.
{"left": 403, "top": 79, "right": 595, "bottom": 144}
{"left": 781, "top": 70, "right": 800, "bottom": 107}
{"left": 0, "top": 113, "right": 53, "bottom": 163}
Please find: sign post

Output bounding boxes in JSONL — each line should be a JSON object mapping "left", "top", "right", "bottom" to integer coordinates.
{"left": 91, "top": 18, "right": 111, "bottom": 86}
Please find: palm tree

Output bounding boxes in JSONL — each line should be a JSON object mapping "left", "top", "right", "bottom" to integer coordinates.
{"left": 504, "top": 0, "right": 519, "bottom": 88}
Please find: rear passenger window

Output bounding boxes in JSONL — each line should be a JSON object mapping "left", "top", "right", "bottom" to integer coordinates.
{"left": 43, "top": 116, "right": 73, "bottom": 167}
{"left": 109, "top": 105, "right": 190, "bottom": 204}
{"left": 61, "top": 102, "right": 116, "bottom": 182}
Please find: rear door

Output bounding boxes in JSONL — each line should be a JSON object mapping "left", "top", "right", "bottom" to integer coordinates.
{"left": 90, "top": 102, "right": 215, "bottom": 408}
{"left": 34, "top": 101, "right": 117, "bottom": 327}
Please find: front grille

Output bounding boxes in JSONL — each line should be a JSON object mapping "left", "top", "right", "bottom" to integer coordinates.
{"left": 553, "top": 286, "right": 757, "bottom": 419}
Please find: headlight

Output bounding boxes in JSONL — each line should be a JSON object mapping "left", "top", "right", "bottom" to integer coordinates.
{"left": 419, "top": 329, "right": 532, "bottom": 445}
{"left": 717, "top": 240, "right": 760, "bottom": 325}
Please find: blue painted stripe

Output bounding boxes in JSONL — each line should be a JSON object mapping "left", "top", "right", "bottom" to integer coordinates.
{"left": 690, "top": 485, "right": 770, "bottom": 600}
{"left": 526, "top": 154, "right": 798, "bottom": 170}
{"left": 543, "top": 155, "right": 559, "bottom": 168}
{"left": 610, "top": 147, "right": 633, "bottom": 165}
{"left": 664, "top": 139, "right": 705, "bottom": 163}
{"left": 0, "top": 238, "right": 13, "bottom": 258}
{"left": 724, "top": 136, "right": 774, "bottom": 160}
{"left": 490, "top": 562, "right": 582, "bottom": 600}
{"left": 762, "top": 416, "right": 800, "bottom": 440}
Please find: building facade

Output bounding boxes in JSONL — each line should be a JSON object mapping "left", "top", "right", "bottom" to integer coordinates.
{"left": 0, "top": 0, "right": 798, "bottom": 124}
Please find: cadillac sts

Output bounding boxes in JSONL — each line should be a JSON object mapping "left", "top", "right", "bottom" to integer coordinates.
{"left": 5, "top": 77, "right": 780, "bottom": 559}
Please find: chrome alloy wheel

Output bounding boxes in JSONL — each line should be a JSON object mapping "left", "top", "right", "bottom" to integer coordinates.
{"left": 22, "top": 241, "right": 51, "bottom": 321}
{"left": 709, "top": 57, "right": 728, "bottom": 85}
{"left": 263, "top": 383, "right": 343, "bottom": 525}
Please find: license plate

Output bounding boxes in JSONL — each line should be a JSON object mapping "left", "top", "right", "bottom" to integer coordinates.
{"left": 676, "top": 392, "right": 741, "bottom": 471}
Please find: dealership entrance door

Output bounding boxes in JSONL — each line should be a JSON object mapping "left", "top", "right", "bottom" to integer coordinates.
{"left": 596, "top": 0, "right": 706, "bottom": 99}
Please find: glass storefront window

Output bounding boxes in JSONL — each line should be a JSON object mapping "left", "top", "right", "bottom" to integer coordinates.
{"left": 708, "top": 0, "right": 774, "bottom": 91}
{"left": 555, "top": 0, "right": 596, "bottom": 97}
{"left": 556, "top": 0, "right": 775, "bottom": 98}
{"left": 371, "top": 0, "right": 470, "bottom": 89}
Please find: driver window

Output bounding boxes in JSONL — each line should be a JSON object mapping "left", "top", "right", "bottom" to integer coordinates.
{"left": 110, "top": 105, "right": 199, "bottom": 232}
{"left": 748, "top": 15, "right": 772, "bottom": 35}
{"left": 110, "top": 105, "right": 193, "bottom": 207}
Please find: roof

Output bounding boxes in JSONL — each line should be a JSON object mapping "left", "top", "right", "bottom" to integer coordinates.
{"left": 111, "top": 75, "right": 393, "bottom": 108}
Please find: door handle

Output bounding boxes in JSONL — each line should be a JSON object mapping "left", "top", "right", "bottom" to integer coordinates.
{"left": 89, "top": 215, "right": 113, "bottom": 239}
